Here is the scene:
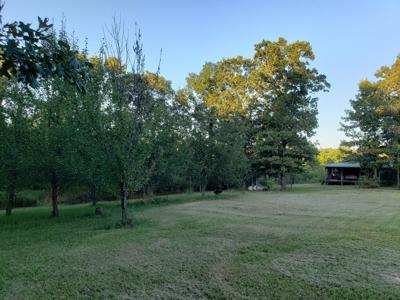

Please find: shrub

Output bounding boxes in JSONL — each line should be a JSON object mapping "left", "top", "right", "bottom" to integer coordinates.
{"left": 58, "top": 185, "right": 117, "bottom": 205}
{"left": 357, "top": 176, "right": 380, "bottom": 188}
{"left": 265, "top": 177, "right": 275, "bottom": 190}
{"left": 0, "top": 190, "right": 45, "bottom": 209}
{"left": 16, "top": 190, "right": 46, "bottom": 207}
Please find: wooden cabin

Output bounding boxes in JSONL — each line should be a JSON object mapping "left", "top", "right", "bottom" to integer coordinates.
{"left": 325, "top": 161, "right": 398, "bottom": 185}
{"left": 325, "top": 161, "right": 362, "bottom": 185}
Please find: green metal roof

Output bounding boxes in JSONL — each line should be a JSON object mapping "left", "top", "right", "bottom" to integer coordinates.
{"left": 325, "top": 161, "right": 361, "bottom": 168}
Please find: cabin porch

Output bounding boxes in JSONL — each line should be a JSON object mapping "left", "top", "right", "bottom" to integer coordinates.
{"left": 325, "top": 162, "right": 362, "bottom": 185}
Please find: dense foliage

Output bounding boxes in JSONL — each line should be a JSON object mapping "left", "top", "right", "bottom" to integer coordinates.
{"left": 317, "top": 147, "right": 352, "bottom": 165}
{"left": 0, "top": 5, "right": 90, "bottom": 90}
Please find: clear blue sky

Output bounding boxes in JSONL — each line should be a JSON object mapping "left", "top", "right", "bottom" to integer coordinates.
{"left": 4, "top": 0, "right": 400, "bottom": 147}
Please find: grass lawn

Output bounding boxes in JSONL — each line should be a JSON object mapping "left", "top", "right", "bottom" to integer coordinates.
{"left": 1, "top": 185, "right": 400, "bottom": 299}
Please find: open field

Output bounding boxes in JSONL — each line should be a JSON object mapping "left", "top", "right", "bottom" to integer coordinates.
{"left": 1, "top": 185, "right": 400, "bottom": 299}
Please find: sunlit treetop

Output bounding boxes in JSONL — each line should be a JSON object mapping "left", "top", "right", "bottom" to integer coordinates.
{"left": 375, "top": 55, "right": 400, "bottom": 96}
{"left": 144, "top": 71, "right": 174, "bottom": 96}
{"left": 105, "top": 57, "right": 126, "bottom": 74}
{"left": 185, "top": 37, "right": 329, "bottom": 117}
{"left": 374, "top": 56, "right": 400, "bottom": 114}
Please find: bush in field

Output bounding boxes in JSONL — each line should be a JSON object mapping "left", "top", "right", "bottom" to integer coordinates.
{"left": 0, "top": 190, "right": 45, "bottom": 209}
{"left": 357, "top": 176, "right": 380, "bottom": 188}
{"left": 15, "top": 190, "right": 46, "bottom": 207}
{"left": 265, "top": 177, "right": 275, "bottom": 190}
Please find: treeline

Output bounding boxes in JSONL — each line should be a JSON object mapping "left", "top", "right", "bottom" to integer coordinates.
{"left": 0, "top": 15, "right": 328, "bottom": 224}
{"left": 342, "top": 56, "right": 400, "bottom": 185}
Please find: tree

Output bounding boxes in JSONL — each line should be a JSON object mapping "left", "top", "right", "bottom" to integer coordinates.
{"left": 0, "top": 79, "right": 35, "bottom": 215}
{"left": 33, "top": 76, "right": 84, "bottom": 217}
{"left": 138, "top": 72, "right": 187, "bottom": 201}
{"left": 72, "top": 54, "right": 110, "bottom": 206}
{"left": 187, "top": 103, "right": 219, "bottom": 195}
{"left": 343, "top": 56, "right": 400, "bottom": 185}
{"left": 0, "top": 4, "right": 91, "bottom": 90}
{"left": 0, "top": 12, "right": 96, "bottom": 216}
{"left": 375, "top": 56, "right": 400, "bottom": 186}
{"left": 181, "top": 38, "right": 328, "bottom": 191}
{"left": 181, "top": 62, "right": 250, "bottom": 194}
{"left": 103, "top": 22, "right": 161, "bottom": 225}
{"left": 249, "top": 38, "right": 329, "bottom": 190}
{"left": 26, "top": 25, "right": 93, "bottom": 217}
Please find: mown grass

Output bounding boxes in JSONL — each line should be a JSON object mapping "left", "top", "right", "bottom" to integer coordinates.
{"left": 1, "top": 185, "right": 400, "bottom": 299}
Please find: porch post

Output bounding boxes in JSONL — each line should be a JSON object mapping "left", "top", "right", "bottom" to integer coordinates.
{"left": 340, "top": 168, "right": 343, "bottom": 185}
{"left": 325, "top": 168, "right": 328, "bottom": 183}
{"left": 326, "top": 168, "right": 331, "bottom": 184}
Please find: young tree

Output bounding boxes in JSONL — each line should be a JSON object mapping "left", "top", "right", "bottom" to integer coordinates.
{"left": 103, "top": 22, "right": 159, "bottom": 225}
{"left": 138, "top": 72, "right": 184, "bottom": 201}
{"left": 0, "top": 79, "right": 35, "bottom": 215}
{"left": 28, "top": 25, "right": 92, "bottom": 217}
{"left": 187, "top": 103, "right": 219, "bottom": 195}
{"left": 34, "top": 76, "right": 84, "bottom": 217}
{"left": 73, "top": 55, "right": 110, "bottom": 206}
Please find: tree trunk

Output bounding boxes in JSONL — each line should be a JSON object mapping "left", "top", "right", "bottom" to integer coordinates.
{"left": 280, "top": 173, "right": 286, "bottom": 191}
{"left": 397, "top": 153, "right": 400, "bottom": 188}
{"left": 5, "top": 207, "right": 11, "bottom": 216}
{"left": 264, "top": 173, "right": 267, "bottom": 189}
{"left": 144, "top": 185, "right": 154, "bottom": 203}
{"left": 89, "top": 184, "right": 97, "bottom": 206}
{"left": 51, "top": 175, "right": 59, "bottom": 217}
{"left": 5, "top": 186, "right": 15, "bottom": 216}
{"left": 120, "top": 181, "right": 129, "bottom": 226}
{"left": 188, "top": 176, "right": 193, "bottom": 194}
{"left": 200, "top": 183, "right": 206, "bottom": 197}
{"left": 373, "top": 168, "right": 378, "bottom": 180}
